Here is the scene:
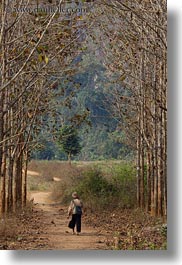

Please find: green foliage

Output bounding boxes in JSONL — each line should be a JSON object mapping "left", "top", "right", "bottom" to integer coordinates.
{"left": 111, "top": 162, "right": 136, "bottom": 182}
{"left": 31, "top": 52, "right": 134, "bottom": 161}
{"left": 72, "top": 168, "right": 117, "bottom": 211}
{"left": 108, "top": 163, "right": 137, "bottom": 208}
{"left": 77, "top": 168, "right": 116, "bottom": 195}
{"left": 31, "top": 135, "right": 67, "bottom": 160}
{"left": 161, "top": 224, "right": 167, "bottom": 238}
{"left": 58, "top": 162, "right": 137, "bottom": 211}
{"left": 58, "top": 125, "right": 82, "bottom": 160}
{"left": 77, "top": 127, "right": 126, "bottom": 160}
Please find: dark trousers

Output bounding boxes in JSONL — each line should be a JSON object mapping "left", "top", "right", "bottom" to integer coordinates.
{"left": 71, "top": 214, "right": 82, "bottom": 232}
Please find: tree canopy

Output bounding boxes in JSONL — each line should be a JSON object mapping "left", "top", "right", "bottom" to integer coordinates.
{"left": 58, "top": 125, "right": 82, "bottom": 163}
{"left": 0, "top": 0, "right": 167, "bottom": 217}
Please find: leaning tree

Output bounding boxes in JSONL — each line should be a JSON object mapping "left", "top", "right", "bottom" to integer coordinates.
{"left": 0, "top": 0, "right": 92, "bottom": 214}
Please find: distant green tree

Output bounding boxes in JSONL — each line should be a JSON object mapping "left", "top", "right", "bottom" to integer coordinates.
{"left": 58, "top": 125, "right": 82, "bottom": 164}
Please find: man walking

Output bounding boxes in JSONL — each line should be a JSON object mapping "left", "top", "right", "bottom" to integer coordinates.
{"left": 68, "top": 192, "right": 83, "bottom": 235}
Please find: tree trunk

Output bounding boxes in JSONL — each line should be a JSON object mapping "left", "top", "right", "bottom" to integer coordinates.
{"left": 68, "top": 152, "right": 71, "bottom": 165}
{"left": 14, "top": 156, "right": 22, "bottom": 210}
{"left": 137, "top": 132, "right": 141, "bottom": 207}
{"left": 7, "top": 157, "right": 14, "bottom": 212}
{"left": 1, "top": 154, "right": 6, "bottom": 214}
{"left": 23, "top": 151, "right": 29, "bottom": 207}
{"left": 0, "top": 2, "right": 6, "bottom": 214}
{"left": 146, "top": 151, "right": 151, "bottom": 212}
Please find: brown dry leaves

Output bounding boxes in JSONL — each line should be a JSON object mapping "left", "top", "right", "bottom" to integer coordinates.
{"left": 0, "top": 208, "right": 49, "bottom": 250}
{"left": 83, "top": 208, "right": 167, "bottom": 250}
{"left": 0, "top": 205, "right": 167, "bottom": 250}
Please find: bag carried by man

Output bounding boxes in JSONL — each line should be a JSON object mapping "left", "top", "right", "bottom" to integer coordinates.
{"left": 68, "top": 219, "right": 74, "bottom": 229}
{"left": 75, "top": 205, "right": 82, "bottom": 215}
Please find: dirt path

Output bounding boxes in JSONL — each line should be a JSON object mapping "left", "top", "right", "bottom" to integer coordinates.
{"left": 29, "top": 191, "right": 108, "bottom": 250}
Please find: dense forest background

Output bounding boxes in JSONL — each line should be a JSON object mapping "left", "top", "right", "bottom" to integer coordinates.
{"left": 31, "top": 52, "right": 134, "bottom": 161}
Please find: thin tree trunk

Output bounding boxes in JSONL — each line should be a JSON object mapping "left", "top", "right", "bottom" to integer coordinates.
{"left": 1, "top": 154, "right": 6, "bottom": 214}
{"left": 140, "top": 44, "right": 146, "bottom": 209}
{"left": 0, "top": 4, "right": 6, "bottom": 214}
{"left": 7, "top": 157, "right": 14, "bottom": 212}
{"left": 23, "top": 150, "right": 29, "bottom": 206}
{"left": 157, "top": 61, "right": 164, "bottom": 216}
{"left": 146, "top": 151, "right": 151, "bottom": 212}
{"left": 137, "top": 132, "right": 141, "bottom": 207}
{"left": 150, "top": 152, "right": 155, "bottom": 216}
{"left": 68, "top": 152, "right": 71, "bottom": 165}
{"left": 14, "top": 155, "right": 23, "bottom": 210}
{"left": 163, "top": 56, "right": 167, "bottom": 217}
{"left": 153, "top": 55, "right": 158, "bottom": 216}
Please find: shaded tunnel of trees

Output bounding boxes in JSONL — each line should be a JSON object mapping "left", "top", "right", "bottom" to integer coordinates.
{"left": 0, "top": 0, "right": 167, "bottom": 217}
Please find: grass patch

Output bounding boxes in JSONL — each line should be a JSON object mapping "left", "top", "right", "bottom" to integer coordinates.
{"left": 27, "top": 175, "right": 52, "bottom": 191}
{"left": 27, "top": 160, "right": 82, "bottom": 192}
{"left": 49, "top": 161, "right": 137, "bottom": 211}
{"left": 75, "top": 168, "right": 118, "bottom": 211}
{"left": 75, "top": 164, "right": 137, "bottom": 211}
{"left": 28, "top": 160, "right": 137, "bottom": 211}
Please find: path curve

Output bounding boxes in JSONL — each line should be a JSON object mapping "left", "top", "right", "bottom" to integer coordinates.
{"left": 30, "top": 191, "right": 107, "bottom": 250}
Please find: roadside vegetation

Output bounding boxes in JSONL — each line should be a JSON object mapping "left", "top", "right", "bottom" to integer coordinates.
{"left": 26, "top": 160, "right": 167, "bottom": 250}
{"left": 28, "top": 160, "right": 137, "bottom": 210}
{"left": 0, "top": 160, "right": 167, "bottom": 250}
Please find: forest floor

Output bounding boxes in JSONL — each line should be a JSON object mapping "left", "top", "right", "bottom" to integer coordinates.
{"left": 0, "top": 166, "right": 167, "bottom": 250}
{"left": 0, "top": 191, "right": 167, "bottom": 250}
